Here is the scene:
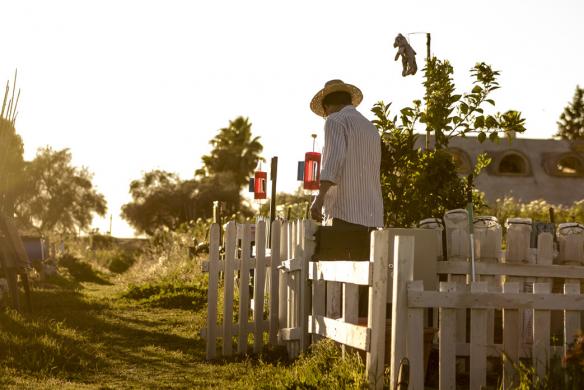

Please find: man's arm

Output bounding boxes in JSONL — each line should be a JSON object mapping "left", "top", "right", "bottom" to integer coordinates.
{"left": 310, "top": 180, "right": 334, "bottom": 222}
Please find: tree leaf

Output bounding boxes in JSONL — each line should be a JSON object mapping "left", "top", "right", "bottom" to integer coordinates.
{"left": 478, "top": 132, "right": 487, "bottom": 143}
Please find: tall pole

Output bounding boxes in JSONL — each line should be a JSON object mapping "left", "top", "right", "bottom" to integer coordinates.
{"left": 268, "top": 156, "right": 278, "bottom": 247}
{"left": 425, "top": 33, "right": 432, "bottom": 151}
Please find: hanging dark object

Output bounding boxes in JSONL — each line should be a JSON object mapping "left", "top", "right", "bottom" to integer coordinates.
{"left": 253, "top": 170, "right": 267, "bottom": 200}
{"left": 303, "top": 152, "right": 321, "bottom": 190}
{"left": 394, "top": 33, "right": 417, "bottom": 77}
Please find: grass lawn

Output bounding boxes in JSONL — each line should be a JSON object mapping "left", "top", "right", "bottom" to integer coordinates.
{"left": 0, "top": 250, "right": 367, "bottom": 389}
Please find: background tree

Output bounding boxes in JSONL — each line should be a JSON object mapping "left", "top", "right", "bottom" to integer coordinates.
{"left": 17, "top": 147, "right": 107, "bottom": 236}
{"left": 0, "top": 75, "right": 25, "bottom": 216}
{"left": 374, "top": 58, "right": 525, "bottom": 227}
{"left": 122, "top": 116, "right": 262, "bottom": 235}
{"left": 259, "top": 186, "right": 311, "bottom": 220}
{"left": 555, "top": 85, "right": 584, "bottom": 140}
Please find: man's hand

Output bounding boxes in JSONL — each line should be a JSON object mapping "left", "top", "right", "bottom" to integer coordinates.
{"left": 310, "top": 195, "right": 324, "bottom": 222}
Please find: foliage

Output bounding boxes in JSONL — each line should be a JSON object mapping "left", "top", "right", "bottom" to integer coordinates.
{"left": 122, "top": 116, "right": 261, "bottom": 235}
{"left": 486, "top": 196, "right": 584, "bottom": 225}
{"left": 373, "top": 57, "right": 525, "bottom": 227}
{"left": 240, "top": 339, "right": 368, "bottom": 389}
{"left": 0, "top": 118, "right": 25, "bottom": 215}
{"left": 556, "top": 85, "right": 584, "bottom": 140}
{"left": 258, "top": 186, "right": 311, "bottom": 219}
{"left": 119, "top": 280, "right": 207, "bottom": 310}
{"left": 16, "top": 147, "right": 107, "bottom": 236}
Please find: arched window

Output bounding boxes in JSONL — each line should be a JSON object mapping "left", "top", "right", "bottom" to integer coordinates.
{"left": 489, "top": 151, "right": 531, "bottom": 176}
{"left": 557, "top": 155, "right": 583, "bottom": 175}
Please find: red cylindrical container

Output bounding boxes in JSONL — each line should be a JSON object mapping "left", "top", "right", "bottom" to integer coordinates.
{"left": 303, "top": 152, "right": 321, "bottom": 190}
{"left": 254, "top": 171, "right": 267, "bottom": 199}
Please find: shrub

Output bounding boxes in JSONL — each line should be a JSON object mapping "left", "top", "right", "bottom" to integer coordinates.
{"left": 119, "top": 280, "right": 207, "bottom": 310}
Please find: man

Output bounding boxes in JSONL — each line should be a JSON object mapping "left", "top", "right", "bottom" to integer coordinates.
{"left": 309, "top": 79, "right": 384, "bottom": 230}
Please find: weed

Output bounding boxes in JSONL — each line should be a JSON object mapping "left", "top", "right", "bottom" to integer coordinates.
{"left": 119, "top": 280, "right": 207, "bottom": 310}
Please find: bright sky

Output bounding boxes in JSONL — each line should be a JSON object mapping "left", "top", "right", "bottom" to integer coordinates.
{"left": 1, "top": 0, "right": 583, "bottom": 237}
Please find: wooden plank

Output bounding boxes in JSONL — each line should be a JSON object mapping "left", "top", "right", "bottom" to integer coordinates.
{"left": 368, "top": 230, "right": 393, "bottom": 390}
{"left": 470, "top": 281, "right": 488, "bottom": 390}
{"left": 533, "top": 283, "right": 551, "bottom": 380}
{"left": 300, "top": 220, "right": 316, "bottom": 353}
{"left": 451, "top": 274, "right": 467, "bottom": 359}
{"left": 309, "top": 261, "right": 372, "bottom": 285}
{"left": 238, "top": 224, "right": 252, "bottom": 354}
{"left": 288, "top": 220, "right": 297, "bottom": 358}
{"left": 564, "top": 282, "right": 581, "bottom": 360}
{"left": 280, "top": 257, "right": 302, "bottom": 272}
{"left": 439, "top": 282, "right": 457, "bottom": 390}
{"left": 269, "top": 221, "right": 281, "bottom": 345}
{"left": 254, "top": 221, "right": 266, "bottom": 353}
{"left": 201, "top": 256, "right": 272, "bottom": 273}
{"left": 278, "top": 326, "right": 301, "bottom": 341}
{"left": 326, "top": 282, "right": 342, "bottom": 319}
{"left": 222, "top": 221, "right": 237, "bottom": 356}
{"left": 407, "top": 281, "right": 424, "bottom": 390}
{"left": 438, "top": 260, "right": 584, "bottom": 279}
{"left": 278, "top": 222, "right": 288, "bottom": 345}
{"left": 205, "top": 224, "right": 220, "bottom": 359}
{"left": 503, "top": 282, "right": 520, "bottom": 389}
{"left": 388, "top": 234, "right": 413, "bottom": 390}
{"left": 308, "top": 315, "right": 370, "bottom": 351}
{"left": 407, "top": 290, "right": 584, "bottom": 310}
{"left": 342, "top": 282, "right": 359, "bottom": 357}
{"left": 201, "top": 319, "right": 270, "bottom": 339}
{"left": 312, "top": 261, "right": 326, "bottom": 344}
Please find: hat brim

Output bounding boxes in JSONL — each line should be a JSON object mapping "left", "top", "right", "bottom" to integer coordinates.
{"left": 310, "top": 83, "right": 363, "bottom": 117}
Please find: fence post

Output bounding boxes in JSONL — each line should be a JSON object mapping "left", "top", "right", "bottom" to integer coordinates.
{"left": 269, "top": 220, "right": 281, "bottom": 345}
{"left": 470, "top": 281, "right": 488, "bottom": 389}
{"left": 533, "top": 282, "right": 551, "bottom": 379}
{"left": 223, "top": 221, "right": 237, "bottom": 356}
{"left": 564, "top": 281, "right": 581, "bottom": 361}
{"left": 278, "top": 222, "right": 288, "bottom": 346}
{"left": 407, "top": 280, "right": 424, "bottom": 390}
{"left": 388, "top": 234, "right": 414, "bottom": 390}
{"left": 206, "top": 223, "right": 220, "bottom": 359}
{"left": 301, "top": 220, "right": 316, "bottom": 353}
{"left": 254, "top": 221, "right": 266, "bottom": 353}
{"left": 503, "top": 282, "right": 520, "bottom": 389}
{"left": 238, "top": 224, "right": 252, "bottom": 354}
{"left": 439, "top": 282, "right": 457, "bottom": 390}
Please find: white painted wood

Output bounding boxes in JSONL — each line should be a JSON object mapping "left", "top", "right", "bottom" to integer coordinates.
{"left": 253, "top": 221, "right": 266, "bottom": 353}
{"left": 451, "top": 274, "right": 467, "bottom": 355}
{"left": 532, "top": 282, "right": 551, "bottom": 379}
{"left": 205, "top": 224, "right": 220, "bottom": 360}
{"left": 278, "top": 222, "right": 288, "bottom": 345}
{"left": 536, "top": 233, "right": 554, "bottom": 266}
{"left": 238, "top": 224, "right": 252, "bottom": 354}
{"left": 288, "top": 220, "right": 297, "bottom": 357}
{"left": 300, "top": 220, "right": 316, "bottom": 353}
{"left": 342, "top": 282, "right": 359, "bottom": 357}
{"left": 503, "top": 282, "right": 520, "bottom": 389}
{"left": 309, "top": 261, "right": 372, "bottom": 285}
{"left": 407, "top": 280, "right": 424, "bottom": 390}
{"left": 222, "top": 221, "right": 237, "bottom": 356}
{"left": 470, "top": 281, "right": 488, "bottom": 390}
{"left": 278, "top": 326, "right": 301, "bottom": 341}
{"left": 438, "top": 260, "right": 584, "bottom": 279}
{"left": 388, "top": 234, "right": 414, "bottom": 390}
{"left": 201, "top": 319, "right": 270, "bottom": 339}
{"left": 407, "top": 289, "right": 584, "bottom": 310}
{"left": 326, "top": 282, "right": 342, "bottom": 319}
{"left": 308, "top": 314, "right": 370, "bottom": 351}
{"left": 439, "top": 282, "right": 457, "bottom": 390}
{"left": 311, "top": 261, "right": 326, "bottom": 344}
{"left": 280, "top": 257, "right": 303, "bottom": 272}
{"left": 201, "top": 256, "right": 273, "bottom": 273}
{"left": 564, "top": 282, "right": 581, "bottom": 361}
{"left": 269, "top": 220, "right": 281, "bottom": 345}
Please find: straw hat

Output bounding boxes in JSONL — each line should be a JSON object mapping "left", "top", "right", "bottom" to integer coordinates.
{"left": 310, "top": 79, "right": 363, "bottom": 117}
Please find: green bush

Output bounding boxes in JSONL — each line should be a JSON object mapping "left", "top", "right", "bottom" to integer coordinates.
{"left": 240, "top": 339, "right": 368, "bottom": 389}
{"left": 119, "top": 280, "right": 207, "bottom": 310}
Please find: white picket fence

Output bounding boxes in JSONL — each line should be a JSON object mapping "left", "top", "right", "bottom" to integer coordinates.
{"left": 202, "top": 217, "right": 584, "bottom": 389}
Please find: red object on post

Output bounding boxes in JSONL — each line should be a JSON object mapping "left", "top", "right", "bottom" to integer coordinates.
{"left": 254, "top": 171, "right": 267, "bottom": 199}
{"left": 303, "top": 152, "right": 321, "bottom": 190}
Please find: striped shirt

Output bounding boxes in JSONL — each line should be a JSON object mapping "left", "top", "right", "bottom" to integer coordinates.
{"left": 320, "top": 105, "right": 384, "bottom": 228}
